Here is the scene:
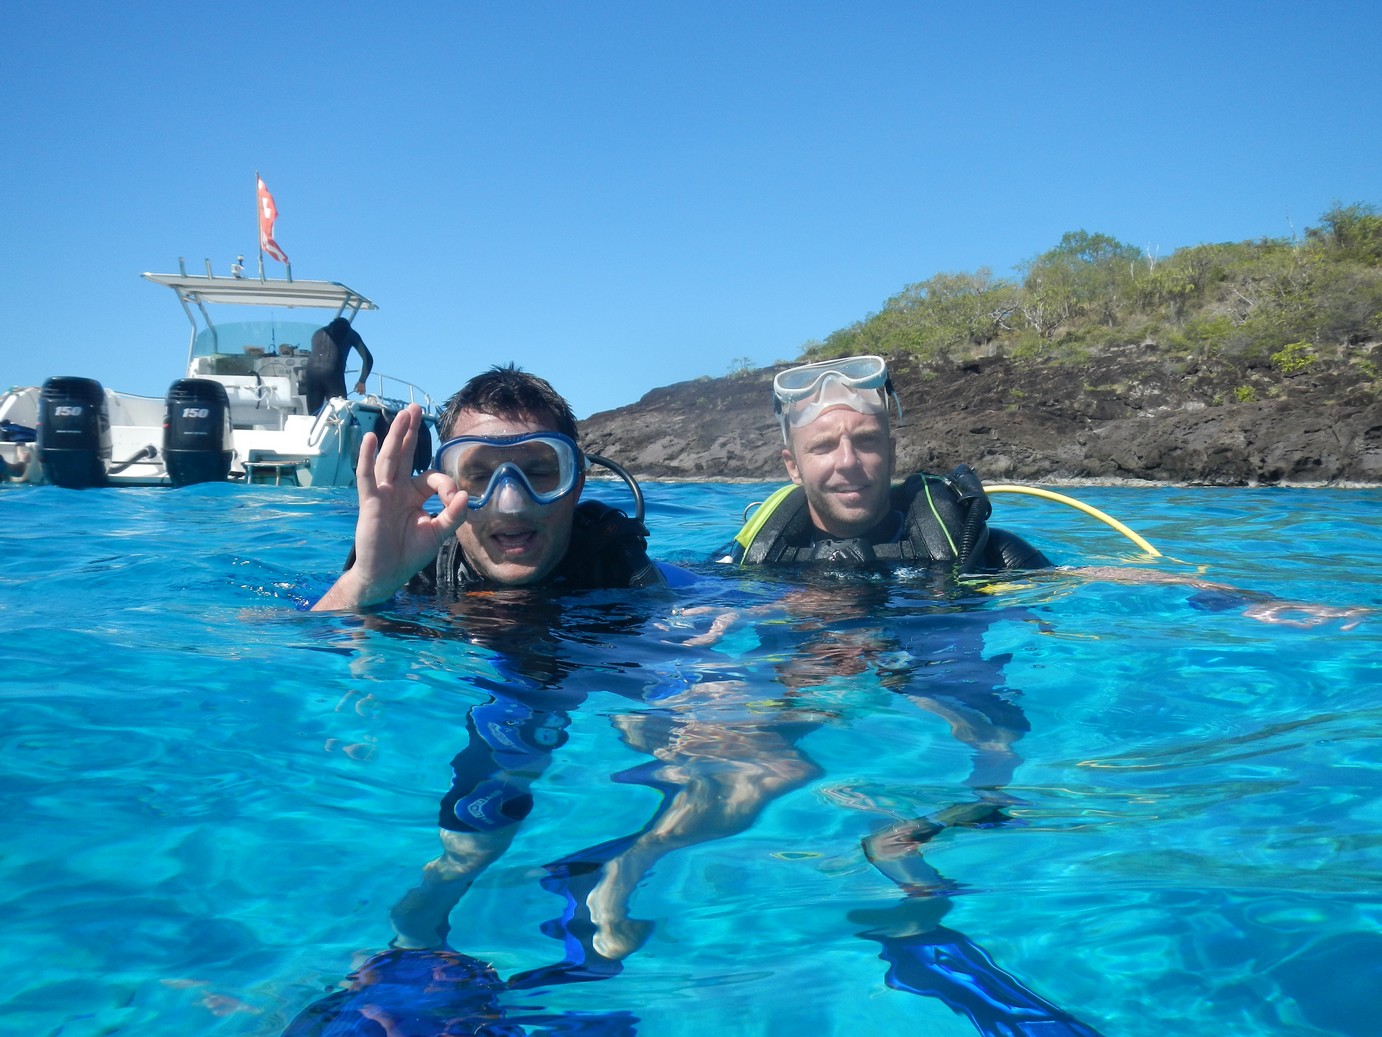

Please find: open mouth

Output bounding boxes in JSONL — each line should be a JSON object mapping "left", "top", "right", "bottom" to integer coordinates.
{"left": 491, "top": 529, "right": 538, "bottom": 555}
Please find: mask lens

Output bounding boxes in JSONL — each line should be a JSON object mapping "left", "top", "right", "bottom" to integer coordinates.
{"left": 784, "top": 380, "right": 888, "bottom": 429}
{"left": 773, "top": 355, "right": 887, "bottom": 400}
{"left": 435, "top": 433, "right": 581, "bottom": 508}
{"left": 772, "top": 356, "right": 900, "bottom": 442}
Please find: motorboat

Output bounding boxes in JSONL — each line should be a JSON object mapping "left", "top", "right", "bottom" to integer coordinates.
{"left": 0, "top": 262, "right": 437, "bottom": 488}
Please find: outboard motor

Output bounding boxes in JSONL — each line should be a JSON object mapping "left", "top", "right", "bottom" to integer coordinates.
{"left": 163, "top": 378, "right": 233, "bottom": 486}
{"left": 37, "top": 376, "right": 110, "bottom": 489}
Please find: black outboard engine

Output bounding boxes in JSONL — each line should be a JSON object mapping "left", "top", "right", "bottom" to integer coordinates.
{"left": 37, "top": 376, "right": 110, "bottom": 489}
{"left": 163, "top": 378, "right": 233, "bottom": 486}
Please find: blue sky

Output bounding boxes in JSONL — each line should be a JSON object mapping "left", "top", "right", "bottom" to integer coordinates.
{"left": 3, "top": 2, "right": 1379, "bottom": 420}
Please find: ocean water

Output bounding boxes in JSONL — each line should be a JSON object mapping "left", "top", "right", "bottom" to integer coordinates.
{"left": 0, "top": 480, "right": 1379, "bottom": 1037}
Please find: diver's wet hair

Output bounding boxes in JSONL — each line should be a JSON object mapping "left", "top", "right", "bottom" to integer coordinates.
{"left": 440, "top": 363, "right": 579, "bottom": 441}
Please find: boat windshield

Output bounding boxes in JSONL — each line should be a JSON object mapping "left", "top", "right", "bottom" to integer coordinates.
{"left": 192, "top": 319, "right": 323, "bottom": 359}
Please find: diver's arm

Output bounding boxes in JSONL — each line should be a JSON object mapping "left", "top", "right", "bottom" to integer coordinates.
{"left": 1071, "top": 566, "right": 1370, "bottom": 629}
{"left": 313, "top": 405, "right": 468, "bottom": 611}
{"left": 352, "top": 329, "right": 374, "bottom": 391}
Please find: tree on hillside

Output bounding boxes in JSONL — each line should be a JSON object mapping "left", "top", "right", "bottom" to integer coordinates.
{"left": 1020, "top": 230, "right": 1142, "bottom": 330}
{"left": 1306, "top": 203, "right": 1382, "bottom": 266}
{"left": 801, "top": 203, "right": 1381, "bottom": 368}
{"left": 880, "top": 268, "right": 1019, "bottom": 356}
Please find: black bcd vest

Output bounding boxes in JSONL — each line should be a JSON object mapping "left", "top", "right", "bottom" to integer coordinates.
{"left": 739, "top": 465, "right": 1047, "bottom": 572}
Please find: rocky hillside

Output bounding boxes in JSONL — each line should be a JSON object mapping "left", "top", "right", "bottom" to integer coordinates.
{"left": 582, "top": 345, "right": 1382, "bottom": 486}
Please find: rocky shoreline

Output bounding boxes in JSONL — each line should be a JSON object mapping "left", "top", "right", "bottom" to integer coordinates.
{"left": 581, "top": 345, "right": 1382, "bottom": 487}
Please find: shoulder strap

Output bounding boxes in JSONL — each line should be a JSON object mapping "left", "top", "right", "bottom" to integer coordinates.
{"left": 736, "top": 485, "right": 821, "bottom": 565}
{"left": 981, "top": 527, "right": 1051, "bottom": 570}
{"left": 876, "top": 467, "right": 1000, "bottom": 571}
{"left": 872, "top": 473, "right": 969, "bottom": 563}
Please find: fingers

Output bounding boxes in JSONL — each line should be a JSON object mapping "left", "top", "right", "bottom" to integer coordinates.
{"left": 356, "top": 430, "right": 380, "bottom": 498}
{"left": 370, "top": 403, "right": 426, "bottom": 488}
{"left": 424, "top": 471, "right": 470, "bottom": 538}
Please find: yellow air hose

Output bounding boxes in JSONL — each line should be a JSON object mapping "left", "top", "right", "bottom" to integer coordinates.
{"left": 985, "top": 484, "right": 1162, "bottom": 557}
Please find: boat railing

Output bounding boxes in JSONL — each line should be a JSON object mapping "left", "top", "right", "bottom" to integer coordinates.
{"left": 358, "top": 372, "right": 438, "bottom": 417}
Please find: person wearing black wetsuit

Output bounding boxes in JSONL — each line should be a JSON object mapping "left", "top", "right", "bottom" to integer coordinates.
{"left": 726, "top": 355, "right": 1097, "bottom": 1036}
{"left": 304, "top": 316, "right": 374, "bottom": 414}
{"left": 313, "top": 365, "right": 674, "bottom": 964}
{"left": 524, "top": 356, "right": 1082, "bottom": 1034}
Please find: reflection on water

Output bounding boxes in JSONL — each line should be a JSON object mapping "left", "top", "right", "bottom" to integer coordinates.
{"left": 0, "top": 483, "right": 1378, "bottom": 1036}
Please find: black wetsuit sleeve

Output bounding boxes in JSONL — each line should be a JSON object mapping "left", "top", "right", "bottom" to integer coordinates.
{"left": 351, "top": 330, "right": 374, "bottom": 385}
{"left": 983, "top": 527, "right": 1052, "bottom": 571}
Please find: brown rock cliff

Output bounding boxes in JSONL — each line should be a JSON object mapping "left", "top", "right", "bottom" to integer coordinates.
{"left": 582, "top": 346, "right": 1382, "bottom": 486}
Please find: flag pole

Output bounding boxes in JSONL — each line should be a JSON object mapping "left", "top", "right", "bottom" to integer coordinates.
{"left": 255, "top": 169, "right": 266, "bottom": 281}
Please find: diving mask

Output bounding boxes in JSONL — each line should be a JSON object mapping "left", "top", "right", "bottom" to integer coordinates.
{"left": 772, "top": 355, "right": 901, "bottom": 440}
{"left": 434, "top": 432, "right": 585, "bottom": 510}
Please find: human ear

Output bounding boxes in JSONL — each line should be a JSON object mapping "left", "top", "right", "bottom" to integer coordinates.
{"left": 782, "top": 447, "right": 803, "bottom": 486}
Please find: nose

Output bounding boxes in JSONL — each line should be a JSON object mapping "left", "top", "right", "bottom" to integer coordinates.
{"left": 834, "top": 436, "right": 862, "bottom": 469}
{"left": 487, "top": 471, "right": 537, "bottom": 514}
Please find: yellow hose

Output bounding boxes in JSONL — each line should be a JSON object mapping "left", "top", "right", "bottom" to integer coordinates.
{"left": 985, "top": 484, "right": 1162, "bottom": 557}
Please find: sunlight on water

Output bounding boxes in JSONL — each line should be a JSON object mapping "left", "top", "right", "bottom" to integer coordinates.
{"left": 0, "top": 482, "right": 1378, "bottom": 1036}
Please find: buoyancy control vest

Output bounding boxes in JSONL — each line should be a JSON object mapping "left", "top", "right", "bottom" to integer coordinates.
{"left": 406, "top": 499, "right": 666, "bottom": 596}
{"left": 733, "top": 464, "right": 1050, "bottom": 572}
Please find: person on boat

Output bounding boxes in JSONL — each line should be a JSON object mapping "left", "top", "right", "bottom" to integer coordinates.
{"left": 312, "top": 363, "right": 680, "bottom": 967}
{"left": 305, "top": 316, "right": 375, "bottom": 414}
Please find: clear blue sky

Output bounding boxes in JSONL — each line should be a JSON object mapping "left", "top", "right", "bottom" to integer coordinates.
{"left": 3, "top": 2, "right": 1379, "bottom": 420}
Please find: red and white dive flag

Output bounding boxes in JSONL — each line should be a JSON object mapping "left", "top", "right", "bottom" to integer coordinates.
{"left": 257, "top": 176, "right": 290, "bottom": 264}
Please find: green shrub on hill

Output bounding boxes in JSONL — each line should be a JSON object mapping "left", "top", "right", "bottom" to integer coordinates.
{"left": 811, "top": 202, "right": 1382, "bottom": 373}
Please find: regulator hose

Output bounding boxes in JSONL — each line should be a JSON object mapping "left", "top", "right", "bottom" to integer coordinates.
{"left": 985, "top": 484, "right": 1161, "bottom": 557}
{"left": 586, "top": 453, "right": 645, "bottom": 525}
{"left": 948, "top": 464, "right": 993, "bottom": 569}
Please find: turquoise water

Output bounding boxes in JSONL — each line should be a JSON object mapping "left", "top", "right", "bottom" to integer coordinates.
{"left": 1, "top": 481, "right": 1379, "bottom": 1036}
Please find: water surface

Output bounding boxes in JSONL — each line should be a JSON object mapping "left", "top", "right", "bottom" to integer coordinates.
{"left": 0, "top": 481, "right": 1378, "bottom": 1036}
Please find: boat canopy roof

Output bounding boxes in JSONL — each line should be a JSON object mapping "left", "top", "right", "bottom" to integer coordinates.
{"left": 142, "top": 272, "right": 378, "bottom": 312}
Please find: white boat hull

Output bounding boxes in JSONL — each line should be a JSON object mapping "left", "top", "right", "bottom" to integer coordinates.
{"left": 1, "top": 385, "right": 422, "bottom": 488}
{"left": 2, "top": 269, "right": 437, "bottom": 489}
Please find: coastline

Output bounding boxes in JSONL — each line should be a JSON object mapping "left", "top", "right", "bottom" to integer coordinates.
{"left": 580, "top": 348, "right": 1381, "bottom": 488}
